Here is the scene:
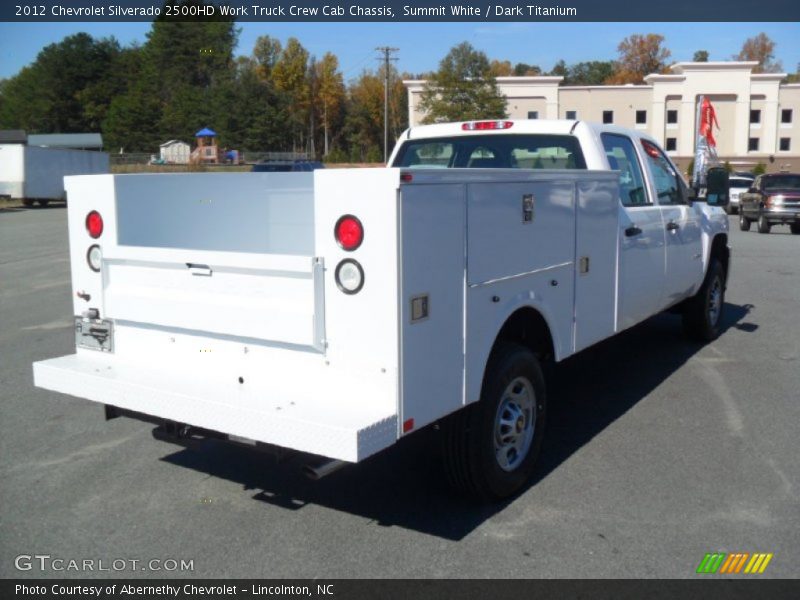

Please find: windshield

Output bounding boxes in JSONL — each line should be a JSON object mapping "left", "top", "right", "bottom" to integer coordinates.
{"left": 729, "top": 177, "right": 753, "bottom": 188}
{"left": 763, "top": 175, "right": 800, "bottom": 191}
{"left": 392, "top": 134, "right": 587, "bottom": 170}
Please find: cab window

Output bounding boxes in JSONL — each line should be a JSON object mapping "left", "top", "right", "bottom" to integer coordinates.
{"left": 600, "top": 133, "right": 649, "bottom": 207}
{"left": 641, "top": 140, "right": 685, "bottom": 205}
{"left": 392, "top": 135, "right": 587, "bottom": 170}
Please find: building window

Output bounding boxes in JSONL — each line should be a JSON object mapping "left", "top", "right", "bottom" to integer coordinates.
{"left": 781, "top": 109, "right": 793, "bottom": 124}
{"left": 666, "top": 110, "right": 678, "bottom": 124}
{"left": 527, "top": 111, "right": 538, "bottom": 120}
{"left": 750, "top": 109, "right": 761, "bottom": 124}
{"left": 665, "top": 138, "right": 677, "bottom": 152}
{"left": 748, "top": 138, "right": 759, "bottom": 152}
{"left": 636, "top": 110, "right": 647, "bottom": 124}
{"left": 603, "top": 110, "right": 613, "bottom": 124}
{"left": 566, "top": 110, "right": 577, "bottom": 120}
{"left": 779, "top": 137, "right": 791, "bottom": 151}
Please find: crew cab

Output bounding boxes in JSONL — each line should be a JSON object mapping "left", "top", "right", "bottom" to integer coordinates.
{"left": 33, "top": 120, "right": 730, "bottom": 500}
{"left": 738, "top": 172, "right": 800, "bottom": 234}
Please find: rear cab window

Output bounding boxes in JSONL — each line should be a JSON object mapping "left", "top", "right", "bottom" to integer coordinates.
{"left": 391, "top": 135, "right": 587, "bottom": 170}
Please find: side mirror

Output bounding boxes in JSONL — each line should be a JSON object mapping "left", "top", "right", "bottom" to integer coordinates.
{"left": 705, "top": 167, "right": 730, "bottom": 207}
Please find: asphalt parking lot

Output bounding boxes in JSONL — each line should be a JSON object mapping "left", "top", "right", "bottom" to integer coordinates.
{"left": 1, "top": 205, "right": 798, "bottom": 579}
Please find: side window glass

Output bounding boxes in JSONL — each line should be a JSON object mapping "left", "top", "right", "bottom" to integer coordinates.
{"left": 601, "top": 133, "right": 649, "bottom": 207}
{"left": 641, "top": 140, "right": 683, "bottom": 205}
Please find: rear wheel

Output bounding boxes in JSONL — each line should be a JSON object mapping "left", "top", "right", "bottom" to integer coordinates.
{"left": 739, "top": 213, "right": 751, "bottom": 231}
{"left": 442, "top": 342, "right": 546, "bottom": 501}
{"left": 22, "top": 198, "right": 34, "bottom": 207}
{"left": 36, "top": 199, "right": 50, "bottom": 207}
{"left": 790, "top": 223, "right": 800, "bottom": 235}
{"left": 757, "top": 214, "right": 771, "bottom": 234}
{"left": 683, "top": 259, "right": 725, "bottom": 342}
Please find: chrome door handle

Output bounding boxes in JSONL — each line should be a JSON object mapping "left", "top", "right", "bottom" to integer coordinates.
{"left": 666, "top": 221, "right": 680, "bottom": 231}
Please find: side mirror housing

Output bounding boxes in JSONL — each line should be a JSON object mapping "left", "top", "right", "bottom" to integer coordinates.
{"left": 705, "top": 167, "right": 730, "bottom": 207}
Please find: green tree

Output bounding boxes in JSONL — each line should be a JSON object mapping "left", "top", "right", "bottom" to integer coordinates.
{"left": 735, "top": 33, "right": 782, "bottom": 73}
{"left": 419, "top": 42, "right": 507, "bottom": 124}
{"left": 513, "top": 63, "right": 541, "bottom": 76}
{"left": 315, "top": 52, "right": 345, "bottom": 156}
{"left": 566, "top": 61, "right": 616, "bottom": 85}
{"left": 0, "top": 33, "right": 123, "bottom": 133}
{"left": 549, "top": 59, "right": 569, "bottom": 78}
{"left": 693, "top": 50, "right": 709, "bottom": 62}
{"left": 272, "top": 37, "right": 311, "bottom": 151}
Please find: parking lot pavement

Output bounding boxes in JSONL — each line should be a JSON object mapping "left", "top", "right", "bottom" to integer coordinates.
{"left": 1, "top": 207, "right": 798, "bottom": 579}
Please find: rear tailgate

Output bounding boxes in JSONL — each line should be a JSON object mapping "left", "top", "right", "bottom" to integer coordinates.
{"left": 33, "top": 170, "right": 403, "bottom": 462}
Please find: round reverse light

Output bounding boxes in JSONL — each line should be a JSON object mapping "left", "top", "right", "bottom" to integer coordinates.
{"left": 335, "top": 259, "right": 364, "bottom": 294}
{"left": 86, "top": 244, "right": 102, "bottom": 272}
{"left": 86, "top": 211, "right": 103, "bottom": 238}
{"left": 334, "top": 215, "right": 363, "bottom": 251}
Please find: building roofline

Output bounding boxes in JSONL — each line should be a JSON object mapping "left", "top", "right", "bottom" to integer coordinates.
{"left": 559, "top": 84, "right": 653, "bottom": 90}
{"left": 495, "top": 76, "right": 564, "bottom": 84}
{"left": 670, "top": 61, "right": 759, "bottom": 73}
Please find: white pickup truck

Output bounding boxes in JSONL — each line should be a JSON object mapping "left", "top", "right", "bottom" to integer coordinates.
{"left": 33, "top": 120, "right": 730, "bottom": 500}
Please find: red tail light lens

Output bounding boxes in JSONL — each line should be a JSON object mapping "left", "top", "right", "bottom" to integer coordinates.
{"left": 86, "top": 211, "right": 104, "bottom": 239}
{"left": 335, "top": 215, "right": 363, "bottom": 251}
{"left": 462, "top": 120, "right": 514, "bottom": 131}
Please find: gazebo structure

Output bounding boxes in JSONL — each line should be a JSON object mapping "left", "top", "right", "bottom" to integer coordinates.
{"left": 191, "top": 127, "right": 219, "bottom": 164}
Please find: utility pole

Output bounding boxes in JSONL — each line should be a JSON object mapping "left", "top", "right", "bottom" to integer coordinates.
{"left": 376, "top": 47, "right": 399, "bottom": 164}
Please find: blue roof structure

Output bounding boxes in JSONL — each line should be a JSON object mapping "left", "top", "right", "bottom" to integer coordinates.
{"left": 195, "top": 127, "right": 217, "bottom": 137}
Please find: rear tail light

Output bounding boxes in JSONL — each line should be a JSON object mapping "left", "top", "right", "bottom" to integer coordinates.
{"left": 462, "top": 120, "right": 514, "bottom": 131}
{"left": 86, "top": 211, "right": 103, "bottom": 238}
{"left": 335, "top": 259, "right": 364, "bottom": 294}
{"left": 334, "top": 215, "right": 363, "bottom": 251}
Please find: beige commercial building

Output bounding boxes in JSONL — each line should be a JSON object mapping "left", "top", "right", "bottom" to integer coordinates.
{"left": 404, "top": 62, "right": 800, "bottom": 174}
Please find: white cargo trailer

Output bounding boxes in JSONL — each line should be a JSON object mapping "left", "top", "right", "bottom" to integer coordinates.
{"left": 33, "top": 120, "right": 731, "bottom": 500}
{"left": 0, "top": 144, "right": 109, "bottom": 206}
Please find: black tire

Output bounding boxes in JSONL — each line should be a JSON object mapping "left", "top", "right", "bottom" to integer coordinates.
{"left": 37, "top": 199, "right": 50, "bottom": 207}
{"left": 442, "top": 342, "right": 547, "bottom": 501}
{"left": 22, "top": 198, "right": 34, "bottom": 207}
{"left": 757, "top": 214, "right": 771, "bottom": 234}
{"left": 739, "top": 213, "right": 751, "bottom": 231}
{"left": 683, "top": 259, "right": 726, "bottom": 342}
{"left": 790, "top": 223, "right": 800, "bottom": 235}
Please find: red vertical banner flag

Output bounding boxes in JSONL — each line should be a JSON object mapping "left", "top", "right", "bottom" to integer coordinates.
{"left": 699, "top": 96, "right": 720, "bottom": 147}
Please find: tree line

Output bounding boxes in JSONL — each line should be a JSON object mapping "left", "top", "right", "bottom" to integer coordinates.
{"left": 0, "top": 18, "right": 407, "bottom": 161}
{"left": 0, "top": 22, "right": 794, "bottom": 156}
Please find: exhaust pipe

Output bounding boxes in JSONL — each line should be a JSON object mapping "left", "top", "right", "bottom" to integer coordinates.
{"left": 303, "top": 459, "right": 348, "bottom": 480}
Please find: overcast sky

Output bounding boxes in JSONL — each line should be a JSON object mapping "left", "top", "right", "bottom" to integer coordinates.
{"left": 1, "top": 22, "right": 798, "bottom": 80}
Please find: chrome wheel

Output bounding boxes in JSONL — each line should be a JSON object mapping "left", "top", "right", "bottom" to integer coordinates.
{"left": 707, "top": 276, "right": 723, "bottom": 327}
{"left": 493, "top": 376, "right": 536, "bottom": 472}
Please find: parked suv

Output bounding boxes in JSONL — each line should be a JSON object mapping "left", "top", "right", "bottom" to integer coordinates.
{"left": 727, "top": 173, "right": 754, "bottom": 214}
{"left": 739, "top": 173, "right": 800, "bottom": 234}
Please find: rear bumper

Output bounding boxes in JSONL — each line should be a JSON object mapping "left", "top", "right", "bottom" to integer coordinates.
{"left": 33, "top": 353, "right": 397, "bottom": 462}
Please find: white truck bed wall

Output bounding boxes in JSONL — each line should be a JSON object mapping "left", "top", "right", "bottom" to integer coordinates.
{"left": 397, "top": 170, "right": 619, "bottom": 428}
{"left": 0, "top": 145, "right": 109, "bottom": 200}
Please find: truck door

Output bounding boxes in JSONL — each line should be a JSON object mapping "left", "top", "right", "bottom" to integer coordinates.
{"left": 600, "top": 133, "right": 666, "bottom": 331}
{"left": 640, "top": 140, "right": 704, "bottom": 307}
